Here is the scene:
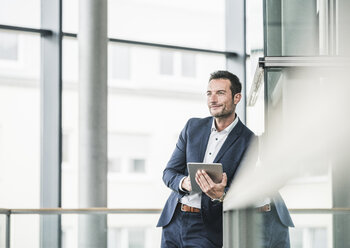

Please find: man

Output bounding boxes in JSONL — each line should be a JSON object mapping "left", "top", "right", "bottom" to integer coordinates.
{"left": 157, "top": 70, "right": 293, "bottom": 248}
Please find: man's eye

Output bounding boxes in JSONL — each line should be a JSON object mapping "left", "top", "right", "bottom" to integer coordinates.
{"left": 218, "top": 91, "right": 225, "bottom": 95}
{"left": 206, "top": 92, "right": 211, "bottom": 96}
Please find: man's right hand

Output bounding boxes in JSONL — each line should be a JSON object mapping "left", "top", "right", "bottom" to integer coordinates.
{"left": 181, "top": 176, "right": 192, "bottom": 192}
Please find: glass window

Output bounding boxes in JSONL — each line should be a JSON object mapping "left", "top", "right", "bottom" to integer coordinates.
{"left": 159, "top": 51, "right": 174, "bottom": 75}
{"left": 0, "top": 32, "right": 18, "bottom": 61}
{"left": 108, "top": 157, "right": 122, "bottom": 173}
{"left": 290, "top": 227, "right": 327, "bottom": 248}
{"left": 265, "top": 68, "right": 331, "bottom": 179}
{"left": 63, "top": 0, "right": 225, "bottom": 50}
{"left": 0, "top": 32, "right": 40, "bottom": 208}
{"left": 264, "top": 66, "right": 350, "bottom": 212}
{"left": 108, "top": 228, "right": 122, "bottom": 248}
{"left": 265, "top": 0, "right": 325, "bottom": 56}
{"left": 290, "top": 228, "right": 303, "bottom": 248}
{"left": 130, "top": 159, "right": 146, "bottom": 173}
{"left": 128, "top": 227, "right": 145, "bottom": 248}
{"left": 0, "top": 214, "right": 5, "bottom": 247}
{"left": 181, "top": 52, "right": 196, "bottom": 78}
{"left": 0, "top": 0, "right": 40, "bottom": 28}
{"left": 62, "top": 133, "right": 70, "bottom": 163}
{"left": 110, "top": 44, "right": 130, "bottom": 80}
{"left": 62, "top": 37, "right": 225, "bottom": 210}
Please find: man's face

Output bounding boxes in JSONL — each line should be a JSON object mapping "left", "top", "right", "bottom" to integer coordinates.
{"left": 207, "top": 78, "right": 240, "bottom": 118}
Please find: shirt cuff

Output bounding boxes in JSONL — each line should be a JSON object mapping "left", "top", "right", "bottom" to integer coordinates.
{"left": 179, "top": 176, "right": 188, "bottom": 192}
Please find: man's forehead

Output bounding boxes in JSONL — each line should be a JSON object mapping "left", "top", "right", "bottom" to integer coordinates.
{"left": 207, "top": 78, "right": 230, "bottom": 90}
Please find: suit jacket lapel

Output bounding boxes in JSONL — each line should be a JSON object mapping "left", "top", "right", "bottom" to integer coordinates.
{"left": 199, "top": 118, "right": 213, "bottom": 162}
{"left": 213, "top": 120, "right": 243, "bottom": 163}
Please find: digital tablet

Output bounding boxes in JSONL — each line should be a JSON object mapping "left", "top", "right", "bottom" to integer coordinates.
{"left": 187, "top": 162, "right": 223, "bottom": 194}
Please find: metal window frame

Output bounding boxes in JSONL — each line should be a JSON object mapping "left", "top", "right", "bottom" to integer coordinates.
{"left": 40, "top": 0, "right": 63, "bottom": 247}
{"left": 259, "top": 56, "right": 350, "bottom": 68}
{"left": 225, "top": 0, "right": 247, "bottom": 123}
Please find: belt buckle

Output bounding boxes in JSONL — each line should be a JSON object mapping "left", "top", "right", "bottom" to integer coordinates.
{"left": 256, "top": 203, "right": 271, "bottom": 212}
{"left": 180, "top": 204, "right": 185, "bottom": 212}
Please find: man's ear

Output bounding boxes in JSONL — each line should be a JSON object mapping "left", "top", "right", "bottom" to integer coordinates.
{"left": 233, "top": 93, "right": 242, "bottom": 105}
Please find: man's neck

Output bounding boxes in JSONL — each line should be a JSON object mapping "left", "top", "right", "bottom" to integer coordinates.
{"left": 214, "top": 113, "right": 236, "bottom": 132}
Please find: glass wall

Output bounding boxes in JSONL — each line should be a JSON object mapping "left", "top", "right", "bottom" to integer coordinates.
{"left": 265, "top": 0, "right": 327, "bottom": 56}
{"left": 62, "top": 39, "right": 226, "bottom": 247}
{"left": 61, "top": 0, "right": 227, "bottom": 246}
{"left": 264, "top": 0, "right": 349, "bottom": 247}
{"left": 246, "top": 0, "right": 264, "bottom": 135}
{"left": 0, "top": 30, "right": 41, "bottom": 248}
{"left": 243, "top": 0, "right": 350, "bottom": 247}
{"left": 1, "top": 0, "right": 229, "bottom": 246}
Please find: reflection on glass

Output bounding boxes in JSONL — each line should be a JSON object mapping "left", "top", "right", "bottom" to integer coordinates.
{"left": 290, "top": 226, "right": 327, "bottom": 248}
{"left": 289, "top": 214, "right": 333, "bottom": 248}
{"left": 262, "top": 66, "right": 350, "bottom": 248}
{"left": 265, "top": 0, "right": 322, "bottom": 56}
{"left": 246, "top": 0, "right": 264, "bottom": 135}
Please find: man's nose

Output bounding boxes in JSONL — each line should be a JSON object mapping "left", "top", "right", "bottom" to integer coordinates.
{"left": 209, "top": 94, "right": 217, "bottom": 102}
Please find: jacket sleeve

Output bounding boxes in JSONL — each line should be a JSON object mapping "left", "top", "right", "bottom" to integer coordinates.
{"left": 162, "top": 119, "right": 190, "bottom": 195}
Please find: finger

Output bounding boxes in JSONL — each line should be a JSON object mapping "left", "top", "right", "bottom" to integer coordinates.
{"left": 196, "top": 172, "right": 210, "bottom": 191}
{"left": 196, "top": 170, "right": 204, "bottom": 184}
{"left": 201, "top": 170, "right": 215, "bottom": 187}
{"left": 195, "top": 174, "right": 204, "bottom": 190}
{"left": 221, "top": 173, "right": 227, "bottom": 186}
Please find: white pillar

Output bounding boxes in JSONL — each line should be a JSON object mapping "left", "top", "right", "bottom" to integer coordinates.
{"left": 78, "top": 0, "right": 108, "bottom": 246}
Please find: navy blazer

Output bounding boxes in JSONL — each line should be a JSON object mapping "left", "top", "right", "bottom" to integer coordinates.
{"left": 157, "top": 116, "right": 293, "bottom": 246}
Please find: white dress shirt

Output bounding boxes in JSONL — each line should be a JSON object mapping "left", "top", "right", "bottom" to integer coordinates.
{"left": 179, "top": 116, "right": 239, "bottom": 208}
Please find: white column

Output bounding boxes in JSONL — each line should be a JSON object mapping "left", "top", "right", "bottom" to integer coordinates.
{"left": 78, "top": 0, "right": 108, "bottom": 246}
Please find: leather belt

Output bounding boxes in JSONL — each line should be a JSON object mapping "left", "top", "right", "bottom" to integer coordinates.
{"left": 256, "top": 204, "right": 271, "bottom": 212}
{"left": 179, "top": 203, "right": 201, "bottom": 213}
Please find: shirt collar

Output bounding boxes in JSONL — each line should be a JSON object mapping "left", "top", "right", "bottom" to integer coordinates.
{"left": 211, "top": 114, "right": 239, "bottom": 134}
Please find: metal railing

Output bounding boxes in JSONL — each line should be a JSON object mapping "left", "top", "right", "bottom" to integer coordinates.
{"left": 0, "top": 207, "right": 162, "bottom": 248}
{"left": 1, "top": 207, "right": 350, "bottom": 248}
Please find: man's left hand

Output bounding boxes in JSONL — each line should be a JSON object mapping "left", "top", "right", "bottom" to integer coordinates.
{"left": 195, "top": 170, "right": 227, "bottom": 200}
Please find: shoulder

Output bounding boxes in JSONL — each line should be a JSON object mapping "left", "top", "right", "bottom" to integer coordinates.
{"left": 186, "top": 116, "right": 212, "bottom": 128}
{"left": 237, "top": 119, "right": 255, "bottom": 137}
{"left": 236, "top": 119, "right": 256, "bottom": 145}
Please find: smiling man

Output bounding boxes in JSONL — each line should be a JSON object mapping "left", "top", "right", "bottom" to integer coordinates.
{"left": 157, "top": 70, "right": 293, "bottom": 248}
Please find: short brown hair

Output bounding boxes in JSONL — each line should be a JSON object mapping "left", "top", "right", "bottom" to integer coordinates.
{"left": 209, "top": 70, "right": 242, "bottom": 98}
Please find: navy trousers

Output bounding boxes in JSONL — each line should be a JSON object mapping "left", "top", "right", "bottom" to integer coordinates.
{"left": 161, "top": 204, "right": 221, "bottom": 248}
{"left": 161, "top": 204, "right": 290, "bottom": 248}
{"left": 260, "top": 204, "right": 291, "bottom": 248}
